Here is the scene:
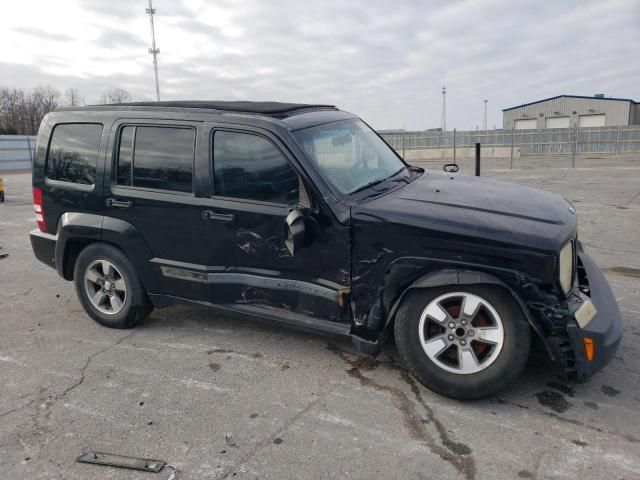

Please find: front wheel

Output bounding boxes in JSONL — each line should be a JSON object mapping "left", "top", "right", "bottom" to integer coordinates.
{"left": 73, "top": 243, "right": 153, "bottom": 328}
{"left": 394, "top": 285, "right": 531, "bottom": 400}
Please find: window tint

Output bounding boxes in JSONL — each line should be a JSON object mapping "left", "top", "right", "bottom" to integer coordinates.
{"left": 116, "top": 126, "right": 194, "bottom": 193}
{"left": 46, "top": 123, "right": 103, "bottom": 185}
{"left": 292, "top": 119, "right": 405, "bottom": 194}
{"left": 117, "top": 126, "right": 134, "bottom": 186}
{"left": 213, "top": 131, "right": 298, "bottom": 204}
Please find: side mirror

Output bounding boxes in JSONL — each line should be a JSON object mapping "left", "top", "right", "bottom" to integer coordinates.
{"left": 285, "top": 209, "right": 306, "bottom": 255}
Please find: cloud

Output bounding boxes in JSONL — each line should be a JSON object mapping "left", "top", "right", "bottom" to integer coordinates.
{"left": 96, "top": 28, "right": 147, "bottom": 49}
{"left": 0, "top": 0, "right": 638, "bottom": 129}
{"left": 13, "top": 26, "right": 73, "bottom": 42}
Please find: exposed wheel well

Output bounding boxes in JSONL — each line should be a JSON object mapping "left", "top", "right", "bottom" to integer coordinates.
{"left": 388, "top": 282, "right": 514, "bottom": 332}
{"left": 385, "top": 274, "right": 552, "bottom": 360}
{"left": 62, "top": 239, "right": 125, "bottom": 280}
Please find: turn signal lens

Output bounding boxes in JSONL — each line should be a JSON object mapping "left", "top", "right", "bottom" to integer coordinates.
{"left": 583, "top": 337, "right": 595, "bottom": 361}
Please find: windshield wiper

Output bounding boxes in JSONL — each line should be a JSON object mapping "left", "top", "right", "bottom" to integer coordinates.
{"left": 349, "top": 167, "right": 407, "bottom": 195}
{"left": 349, "top": 178, "right": 388, "bottom": 194}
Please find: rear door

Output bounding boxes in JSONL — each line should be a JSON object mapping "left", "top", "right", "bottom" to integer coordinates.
{"left": 200, "top": 123, "right": 351, "bottom": 324}
{"left": 104, "top": 119, "right": 210, "bottom": 301}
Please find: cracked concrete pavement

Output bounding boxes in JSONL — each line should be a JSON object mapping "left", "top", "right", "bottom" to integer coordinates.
{"left": 1, "top": 156, "right": 639, "bottom": 479}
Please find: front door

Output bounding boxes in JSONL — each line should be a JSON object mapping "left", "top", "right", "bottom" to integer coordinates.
{"left": 200, "top": 124, "right": 351, "bottom": 324}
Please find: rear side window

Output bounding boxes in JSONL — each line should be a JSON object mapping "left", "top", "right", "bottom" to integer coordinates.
{"left": 213, "top": 130, "right": 298, "bottom": 204}
{"left": 46, "top": 123, "right": 103, "bottom": 185}
{"left": 117, "top": 126, "right": 195, "bottom": 193}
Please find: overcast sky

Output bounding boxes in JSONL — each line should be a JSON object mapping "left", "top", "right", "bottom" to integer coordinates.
{"left": 1, "top": 0, "right": 638, "bottom": 130}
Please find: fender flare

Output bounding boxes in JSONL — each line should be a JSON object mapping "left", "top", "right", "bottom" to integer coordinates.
{"left": 383, "top": 268, "right": 554, "bottom": 360}
{"left": 55, "top": 212, "right": 103, "bottom": 279}
{"left": 54, "top": 213, "right": 160, "bottom": 293}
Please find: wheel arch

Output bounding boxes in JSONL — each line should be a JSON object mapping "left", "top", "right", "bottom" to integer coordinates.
{"left": 55, "top": 213, "right": 159, "bottom": 294}
{"left": 384, "top": 268, "right": 554, "bottom": 360}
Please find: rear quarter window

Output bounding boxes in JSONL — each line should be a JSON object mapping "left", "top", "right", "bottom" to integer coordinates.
{"left": 46, "top": 123, "right": 103, "bottom": 185}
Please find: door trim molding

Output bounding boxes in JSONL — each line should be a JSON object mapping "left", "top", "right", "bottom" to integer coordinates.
{"left": 150, "top": 258, "right": 349, "bottom": 304}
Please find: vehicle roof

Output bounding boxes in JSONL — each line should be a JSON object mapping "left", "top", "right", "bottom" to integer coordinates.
{"left": 57, "top": 101, "right": 338, "bottom": 118}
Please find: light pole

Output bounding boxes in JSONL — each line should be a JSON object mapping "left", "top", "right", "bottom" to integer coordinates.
{"left": 146, "top": 0, "right": 161, "bottom": 101}
{"left": 483, "top": 99, "right": 488, "bottom": 130}
{"left": 441, "top": 86, "right": 447, "bottom": 132}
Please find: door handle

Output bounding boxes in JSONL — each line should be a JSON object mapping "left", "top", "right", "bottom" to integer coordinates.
{"left": 105, "top": 198, "right": 132, "bottom": 209}
{"left": 202, "top": 210, "right": 234, "bottom": 222}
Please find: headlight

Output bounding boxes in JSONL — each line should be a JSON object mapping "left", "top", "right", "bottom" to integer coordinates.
{"left": 559, "top": 241, "right": 574, "bottom": 295}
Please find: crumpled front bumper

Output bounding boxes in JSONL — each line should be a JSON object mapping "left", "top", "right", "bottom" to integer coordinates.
{"left": 565, "top": 249, "right": 624, "bottom": 382}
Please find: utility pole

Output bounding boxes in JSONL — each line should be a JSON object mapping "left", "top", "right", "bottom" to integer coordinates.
{"left": 441, "top": 86, "right": 447, "bottom": 132}
{"left": 483, "top": 99, "right": 488, "bottom": 130}
{"left": 146, "top": 0, "right": 161, "bottom": 101}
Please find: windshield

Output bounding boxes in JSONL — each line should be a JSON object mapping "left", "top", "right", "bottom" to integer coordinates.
{"left": 292, "top": 119, "right": 406, "bottom": 194}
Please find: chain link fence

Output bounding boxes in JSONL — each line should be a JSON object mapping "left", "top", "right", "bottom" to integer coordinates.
{"left": 379, "top": 125, "right": 640, "bottom": 156}
{"left": 2, "top": 126, "right": 639, "bottom": 172}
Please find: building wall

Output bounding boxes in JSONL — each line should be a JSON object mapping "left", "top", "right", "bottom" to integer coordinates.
{"left": 631, "top": 103, "right": 640, "bottom": 125}
{"left": 503, "top": 97, "right": 633, "bottom": 130}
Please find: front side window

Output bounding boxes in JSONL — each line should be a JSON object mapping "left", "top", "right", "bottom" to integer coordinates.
{"left": 213, "top": 130, "right": 298, "bottom": 204}
{"left": 46, "top": 123, "right": 103, "bottom": 185}
{"left": 292, "top": 119, "right": 405, "bottom": 194}
{"left": 117, "top": 126, "right": 194, "bottom": 193}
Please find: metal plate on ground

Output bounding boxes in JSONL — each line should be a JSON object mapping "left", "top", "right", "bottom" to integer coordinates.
{"left": 77, "top": 451, "right": 165, "bottom": 472}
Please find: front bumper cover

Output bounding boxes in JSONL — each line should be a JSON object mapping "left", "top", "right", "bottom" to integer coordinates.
{"left": 565, "top": 250, "right": 623, "bottom": 382}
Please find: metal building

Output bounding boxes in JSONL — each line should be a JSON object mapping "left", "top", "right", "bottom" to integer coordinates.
{"left": 503, "top": 95, "right": 640, "bottom": 130}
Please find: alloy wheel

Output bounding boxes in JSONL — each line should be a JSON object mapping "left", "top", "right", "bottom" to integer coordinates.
{"left": 418, "top": 292, "right": 505, "bottom": 374}
{"left": 84, "top": 259, "right": 127, "bottom": 315}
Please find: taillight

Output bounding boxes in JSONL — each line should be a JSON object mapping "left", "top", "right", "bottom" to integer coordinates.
{"left": 33, "top": 187, "right": 47, "bottom": 233}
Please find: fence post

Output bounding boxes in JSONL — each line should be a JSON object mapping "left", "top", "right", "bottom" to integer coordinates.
{"left": 453, "top": 128, "right": 457, "bottom": 165}
{"left": 615, "top": 126, "right": 620, "bottom": 154}
{"left": 475, "top": 143, "right": 481, "bottom": 176}
{"left": 26, "top": 136, "right": 34, "bottom": 165}
{"left": 402, "top": 129, "right": 406, "bottom": 159}
{"left": 510, "top": 127, "right": 514, "bottom": 169}
{"left": 572, "top": 123, "right": 577, "bottom": 168}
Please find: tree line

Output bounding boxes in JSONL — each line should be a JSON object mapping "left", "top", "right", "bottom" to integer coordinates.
{"left": 0, "top": 86, "right": 133, "bottom": 135}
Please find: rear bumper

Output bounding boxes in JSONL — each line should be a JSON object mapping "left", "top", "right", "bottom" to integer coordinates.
{"left": 565, "top": 250, "right": 623, "bottom": 382}
{"left": 30, "top": 229, "right": 57, "bottom": 271}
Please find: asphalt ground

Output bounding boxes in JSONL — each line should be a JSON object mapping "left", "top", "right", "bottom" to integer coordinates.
{"left": 1, "top": 156, "right": 639, "bottom": 480}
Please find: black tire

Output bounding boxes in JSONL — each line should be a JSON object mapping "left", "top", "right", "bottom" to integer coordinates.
{"left": 0, "top": 191, "right": 4, "bottom": 202}
{"left": 394, "top": 285, "right": 531, "bottom": 400}
{"left": 73, "top": 242, "right": 153, "bottom": 328}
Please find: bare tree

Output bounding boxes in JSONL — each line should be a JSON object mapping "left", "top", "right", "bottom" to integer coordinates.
{"left": 26, "top": 86, "right": 60, "bottom": 134}
{"left": 0, "top": 85, "right": 61, "bottom": 134}
{"left": 0, "top": 87, "right": 27, "bottom": 134}
{"left": 64, "top": 88, "right": 84, "bottom": 107}
{"left": 99, "top": 88, "right": 132, "bottom": 104}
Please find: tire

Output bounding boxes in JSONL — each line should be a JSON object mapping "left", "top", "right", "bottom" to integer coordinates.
{"left": 0, "top": 191, "right": 4, "bottom": 202}
{"left": 394, "top": 284, "right": 531, "bottom": 400}
{"left": 73, "top": 242, "right": 153, "bottom": 328}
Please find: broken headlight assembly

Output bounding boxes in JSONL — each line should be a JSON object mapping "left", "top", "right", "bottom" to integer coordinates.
{"left": 559, "top": 240, "right": 574, "bottom": 295}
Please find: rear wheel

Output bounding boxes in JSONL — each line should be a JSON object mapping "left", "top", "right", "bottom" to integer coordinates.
{"left": 73, "top": 243, "right": 152, "bottom": 328}
{"left": 394, "top": 285, "right": 531, "bottom": 399}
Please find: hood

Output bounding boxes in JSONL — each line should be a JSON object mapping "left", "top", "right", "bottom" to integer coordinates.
{"left": 351, "top": 170, "right": 577, "bottom": 252}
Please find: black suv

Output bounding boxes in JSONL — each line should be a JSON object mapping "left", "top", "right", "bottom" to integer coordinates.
{"left": 30, "top": 101, "right": 622, "bottom": 399}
